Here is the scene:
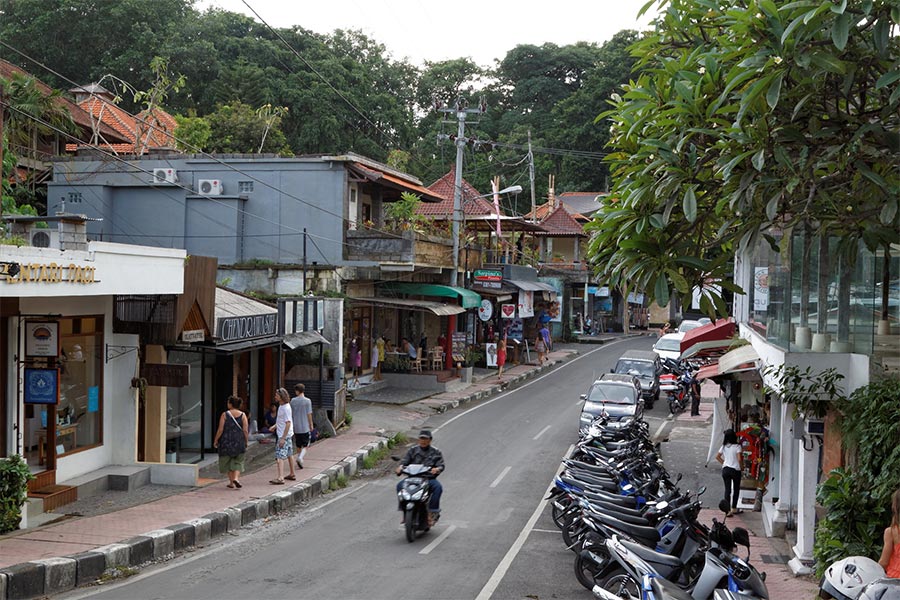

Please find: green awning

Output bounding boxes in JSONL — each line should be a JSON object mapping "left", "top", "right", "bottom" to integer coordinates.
{"left": 380, "top": 283, "right": 481, "bottom": 309}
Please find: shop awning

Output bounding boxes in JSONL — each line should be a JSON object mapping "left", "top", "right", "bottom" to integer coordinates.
{"left": 380, "top": 283, "right": 481, "bottom": 309}
{"left": 349, "top": 296, "right": 466, "bottom": 316}
{"left": 214, "top": 335, "right": 283, "bottom": 353}
{"left": 680, "top": 318, "right": 735, "bottom": 356}
{"left": 696, "top": 345, "right": 761, "bottom": 381}
{"left": 283, "top": 330, "right": 330, "bottom": 350}
{"left": 507, "top": 279, "right": 556, "bottom": 293}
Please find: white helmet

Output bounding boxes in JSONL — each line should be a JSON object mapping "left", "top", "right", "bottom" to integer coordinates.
{"left": 858, "top": 578, "right": 900, "bottom": 600}
{"left": 820, "top": 556, "right": 886, "bottom": 600}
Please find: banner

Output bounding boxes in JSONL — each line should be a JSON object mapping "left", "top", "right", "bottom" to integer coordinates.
{"left": 501, "top": 304, "right": 516, "bottom": 319}
{"left": 485, "top": 343, "right": 498, "bottom": 367}
{"left": 517, "top": 290, "right": 534, "bottom": 318}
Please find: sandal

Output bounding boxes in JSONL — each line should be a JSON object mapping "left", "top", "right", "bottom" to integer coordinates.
{"left": 234, "top": 481, "right": 242, "bottom": 489}
{"left": 285, "top": 475, "right": 296, "bottom": 481}
{"left": 226, "top": 483, "right": 235, "bottom": 489}
{"left": 269, "top": 479, "right": 284, "bottom": 485}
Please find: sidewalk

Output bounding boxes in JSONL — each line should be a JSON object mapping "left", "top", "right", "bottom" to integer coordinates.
{"left": 0, "top": 346, "right": 582, "bottom": 599}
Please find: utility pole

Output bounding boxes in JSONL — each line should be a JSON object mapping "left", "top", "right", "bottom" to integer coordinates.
{"left": 438, "top": 97, "right": 485, "bottom": 287}
{"left": 0, "top": 82, "right": 5, "bottom": 226}
{"left": 302, "top": 227, "right": 308, "bottom": 330}
{"left": 528, "top": 130, "right": 536, "bottom": 223}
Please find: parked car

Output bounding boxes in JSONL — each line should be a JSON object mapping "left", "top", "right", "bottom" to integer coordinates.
{"left": 579, "top": 373, "right": 643, "bottom": 431}
{"left": 611, "top": 350, "right": 661, "bottom": 408}
{"left": 653, "top": 332, "right": 685, "bottom": 361}
{"left": 677, "top": 319, "right": 703, "bottom": 333}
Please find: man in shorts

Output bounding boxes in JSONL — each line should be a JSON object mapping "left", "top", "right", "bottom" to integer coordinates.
{"left": 290, "top": 383, "right": 315, "bottom": 469}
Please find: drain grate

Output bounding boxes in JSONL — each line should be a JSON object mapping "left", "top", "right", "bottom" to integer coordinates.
{"left": 760, "top": 554, "right": 790, "bottom": 564}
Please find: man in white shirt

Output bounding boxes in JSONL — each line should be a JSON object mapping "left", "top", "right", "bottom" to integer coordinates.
{"left": 290, "top": 383, "right": 315, "bottom": 470}
{"left": 269, "top": 388, "right": 294, "bottom": 484}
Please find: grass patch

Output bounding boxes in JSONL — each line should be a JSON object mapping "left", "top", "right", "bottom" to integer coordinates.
{"left": 387, "top": 432, "right": 407, "bottom": 448}
{"left": 99, "top": 566, "right": 138, "bottom": 583}
{"left": 344, "top": 412, "right": 353, "bottom": 425}
{"left": 330, "top": 474, "right": 349, "bottom": 491}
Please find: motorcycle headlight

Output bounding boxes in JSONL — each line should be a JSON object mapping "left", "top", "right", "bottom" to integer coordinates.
{"left": 399, "top": 490, "right": 411, "bottom": 500}
{"left": 410, "top": 489, "right": 424, "bottom": 501}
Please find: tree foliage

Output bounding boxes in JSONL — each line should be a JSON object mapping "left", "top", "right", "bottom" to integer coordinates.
{"left": 205, "top": 101, "right": 290, "bottom": 155}
{"left": 588, "top": 0, "right": 900, "bottom": 315}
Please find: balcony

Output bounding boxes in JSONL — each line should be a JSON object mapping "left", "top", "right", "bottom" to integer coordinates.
{"left": 345, "top": 229, "right": 481, "bottom": 272}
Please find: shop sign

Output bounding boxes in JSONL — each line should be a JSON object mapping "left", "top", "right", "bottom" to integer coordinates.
{"left": 473, "top": 269, "right": 502, "bottom": 282}
{"left": 24, "top": 368, "right": 59, "bottom": 404}
{"left": 500, "top": 304, "right": 516, "bottom": 319}
{"left": 473, "top": 280, "right": 501, "bottom": 289}
{"left": 217, "top": 313, "right": 277, "bottom": 343}
{"left": 25, "top": 321, "right": 59, "bottom": 357}
{"left": 478, "top": 299, "right": 493, "bottom": 321}
{"left": 627, "top": 292, "right": 645, "bottom": 304}
{"left": 595, "top": 286, "right": 610, "bottom": 297}
{"left": 506, "top": 318, "right": 524, "bottom": 341}
{"left": 181, "top": 329, "right": 205, "bottom": 343}
{"left": 3, "top": 262, "right": 98, "bottom": 284}
{"left": 518, "top": 290, "right": 534, "bottom": 318}
{"left": 141, "top": 363, "right": 190, "bottom": 387}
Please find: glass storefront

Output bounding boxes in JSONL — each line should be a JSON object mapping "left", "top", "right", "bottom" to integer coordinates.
{"left": 165, "top": 350, "right": 208, "bottom": 464}
{"left": 748, "top": 229, "right": 898, "bottom": 355}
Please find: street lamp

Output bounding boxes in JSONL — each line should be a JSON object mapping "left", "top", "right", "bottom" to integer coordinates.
{"left": 451, "top": 185, "right": 522, "bottom": 286}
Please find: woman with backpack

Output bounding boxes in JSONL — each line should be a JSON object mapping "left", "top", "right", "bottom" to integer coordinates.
{"left": 213, "top": 395, "right": 249, "bottom": 489}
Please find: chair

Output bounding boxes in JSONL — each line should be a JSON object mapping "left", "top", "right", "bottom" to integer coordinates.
{"left": 431, "top": 346, "right": 444, "bottom": 370}
{"left": 411, "top": 348, "right": 423, "bottom": 372}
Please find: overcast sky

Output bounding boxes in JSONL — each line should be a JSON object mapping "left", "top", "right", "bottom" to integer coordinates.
{"left": 196, "top": 0, "right": 658, "bottom": 67}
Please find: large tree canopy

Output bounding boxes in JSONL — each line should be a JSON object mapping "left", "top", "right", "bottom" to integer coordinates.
{"left": 588, "top": 0, "right": 900, "bottom": 315}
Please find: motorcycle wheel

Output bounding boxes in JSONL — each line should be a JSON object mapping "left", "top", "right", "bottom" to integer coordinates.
{"left": 551, "top": 497, "right": 574, "bottom": 528}
{"left": 562, "top": 519, "right": 582, "bottom": 549}
{"left": 405, "top": 511, "right": 415, "bottom": 543}
{"left": 601, "top": 568, "right": 640, "bottom": 600}
{"left": 574, "top": 546, "right": 609, "bottom": 590}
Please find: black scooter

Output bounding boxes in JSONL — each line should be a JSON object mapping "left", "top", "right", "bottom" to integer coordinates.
{"left": 393, "top": 458, "right": 438, "bottom": 542}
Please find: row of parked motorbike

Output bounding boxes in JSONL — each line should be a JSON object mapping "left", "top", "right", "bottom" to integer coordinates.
{"left": 548, "top": 411, "right": 770, "bottom": 599}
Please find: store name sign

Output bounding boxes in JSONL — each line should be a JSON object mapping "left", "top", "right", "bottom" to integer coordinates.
{"left": 473, "top": 269, "right": 502, "bottom": 282}
{"left": 3, "top": 262, "right": 98, "bottom": 284}
{"left": 218, "top": 313, "right": 277, "bottom": 342}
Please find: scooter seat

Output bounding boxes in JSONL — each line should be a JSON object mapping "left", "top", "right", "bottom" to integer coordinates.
{"left": 650, "top": 576, "right": 694, "bottom": 600}
{"left": 586, "top": 503, "right": 649, "bottom": 527}
{"left": 591, "top": 499, "right": 645, "bottom": 519}
{"left": 582, "top": 488, "right": 639, "bottom": 508}
{"left": 594, "top": 512, "right": 660, "bottom": 545}
{"left": 619, "top": 538, "right": 683, "bottom": 568}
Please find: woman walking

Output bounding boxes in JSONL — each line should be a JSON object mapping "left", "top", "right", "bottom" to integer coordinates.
{"left": 715, "top": 429, "right": 743, "bottom": 516}
{"left": 534, "top": 330, "right": 547, "bottom": 365}
{"left": 268, "top": 388, "right": 294, "bottom": 485}
{"left": 496, "top": 336, "right": 507, "bottom": 381}
{"left": 213, "top": 395, "right": 249, "bottom": 489}
{"left": 879, "top": 487, "right": 900, "bottom": 578}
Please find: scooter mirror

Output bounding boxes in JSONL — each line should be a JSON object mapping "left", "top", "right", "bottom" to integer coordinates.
{"left": 697, "top": 485, "right": 707, "bottom": 495}
{"left": 718, "top": 498, "right": 731, "bottom": 514}
{"left": 732, "top": 527, "right": 751, "bottom": 549}
{"left": 676, "top": 473, "right": 683, "bottom": 482}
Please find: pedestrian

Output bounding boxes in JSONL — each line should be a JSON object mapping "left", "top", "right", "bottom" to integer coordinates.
{"left": 540, "top": 323, "right": 552, "bottom": 352}
{"left": 497, "top": 335, "right": 507, "bottom": 381}
{"left": 268, "top": 387, "right": 294, "bottom": 485}
{"left": 715, "top": 429, "right": 743, "bottom": 516}
{"left": 534, "top": 330, "right": 547, "bottom": 365}
{"left": 348, "top": 338, "right": 360, "bottom": 387}
{"left": 212, "top": 395, "right": 249, "bottom": 489}
{"left": 878, "top": 487, "right": 900, "bottom": 578}
{"left": 373, "top": 335, "right": 384, "bottom": 381}
{"left": 395, "top": 430, "right": 445, "bottom": 527}
{"left": 290, "top": 383, "right": 315, "bottom": 471}
{"left": 659, "top": 322, "right": 671, "bottom": 338}
{"left": 262, "top": 401, "right": 279, "bottom": 442}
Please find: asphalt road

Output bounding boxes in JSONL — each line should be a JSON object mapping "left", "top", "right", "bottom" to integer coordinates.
{"left": 70, "top": 337, "right": 670, "bottom": 600}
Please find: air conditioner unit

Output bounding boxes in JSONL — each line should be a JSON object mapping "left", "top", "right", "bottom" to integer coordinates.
{"left": 198, "top": 179, "right": 223, "bottom": 196}
{"left": 29, "top": 228, "right": 60, "bottom": 249}
{"left": 153, "top": 168, "right": 178, "bottom": 184}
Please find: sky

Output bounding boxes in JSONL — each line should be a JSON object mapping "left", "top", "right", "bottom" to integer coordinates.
{"left": 196, "top": 0, "right": 659, "bottom": 67}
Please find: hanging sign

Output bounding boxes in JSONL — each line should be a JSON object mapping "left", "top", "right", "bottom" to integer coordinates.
{"left": 25, "top": 321, "right": 59, "bottom": 358}
{"left": 473, "top": 269, "right": 502, "bottom": 282}
{"left": 501, "top": 304, "right": 516, "bottom": 319}
{"left": 24, "top": 368, "right": 59, "bottom": 405}
{"left": 478, "top": 299, "right": 493, "bottom": 321}
{"left": 517, "top": 290, "right": 534, "bottom": 318}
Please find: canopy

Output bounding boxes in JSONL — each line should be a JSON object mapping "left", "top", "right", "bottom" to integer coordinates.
{"left": 696, "top": 344, "right": 761, "bottom": 381}
{"left": 349, "top": 296, "right": 466, "bottom": 316}
{"left": 380, "top": 283, "right": 481, "bottom": 309}
{"left": 507, "top": 279, "right": 556, "bottom": 293}
{"left": 680, "top": 318, "right": 735, "bottom": 355}
{"left": 283, "top": 330, "right": 330, "bottom": 350}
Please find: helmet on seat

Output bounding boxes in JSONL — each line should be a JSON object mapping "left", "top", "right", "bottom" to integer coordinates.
{"left": 820, "top": 556, "right": 886, "bottom": 600}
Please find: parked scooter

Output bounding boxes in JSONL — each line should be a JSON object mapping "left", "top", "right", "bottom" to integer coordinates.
{"left": 393, "top": 460, "right": 437, "bottom": 543}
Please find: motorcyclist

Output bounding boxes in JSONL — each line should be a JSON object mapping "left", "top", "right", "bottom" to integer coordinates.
{"left": 396, "top": 430, "right": 444, "bottom": 526}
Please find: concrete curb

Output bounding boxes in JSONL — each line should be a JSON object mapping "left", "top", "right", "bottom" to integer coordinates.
{"left": 0, "top": 437, "right": 390, "bottom": 600}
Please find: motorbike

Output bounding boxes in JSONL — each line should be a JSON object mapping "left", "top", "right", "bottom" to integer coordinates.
{"left": 394, "top": 461, "right": 438, "bottom": 543}
{"left": 660, "top": 359, "right": 699, "bottom": 416}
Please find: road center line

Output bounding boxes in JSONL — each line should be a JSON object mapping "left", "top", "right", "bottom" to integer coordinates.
{"left": 533, "top": 425, "right": 552, "bottom": 440}
{"left": 434, "top": 341, "right": 635, "bottom": 434}
{"left": 475, "top": 444, "right": 574, "bottom": 600}
{"left": 419, "top": 524, "right": 457, "bottom": 555}
{"left": 490, "top": 466, "right": 512, "bottom": 488}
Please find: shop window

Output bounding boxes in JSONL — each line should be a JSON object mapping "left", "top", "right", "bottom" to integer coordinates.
{"left": 58, "top": 316, "right": 103, "bottom": 453}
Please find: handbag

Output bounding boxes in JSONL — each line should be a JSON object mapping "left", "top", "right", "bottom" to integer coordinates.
{"left": 310, "top": 428, "right": 319, "bottom": 443}
{"left": 218, "top": 411, "right": 246, "bottom": 457}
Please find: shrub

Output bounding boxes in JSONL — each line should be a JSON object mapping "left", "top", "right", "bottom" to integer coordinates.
{"left": 0, "top": 455, "right": 33, "bottom": 533}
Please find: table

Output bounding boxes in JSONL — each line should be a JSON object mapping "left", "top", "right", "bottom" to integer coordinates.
{"left": 38, "top": 423, "right": 78, "bottom": 465}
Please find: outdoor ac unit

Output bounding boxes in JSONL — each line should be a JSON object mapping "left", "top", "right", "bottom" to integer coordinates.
{"left": 198, "top": 179, "right": 223, "bottom": 196}
{"left": 153, "top": 168, "right": 178, "bottom": 184}
{"left": 29, "top": 228, "right": 59, "bottom": 249}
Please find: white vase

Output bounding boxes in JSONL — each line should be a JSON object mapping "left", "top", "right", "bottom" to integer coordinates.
{"left": 795, "top": 326, "right": 812, "bottom": 350}
{"left": 830, "top": 341, "right": 851, "bottom": 353}
{"left": 877, "top": 320, "right": 891, "bottom": 336}
{"left": 811, "top": 333, "right": 831, "bottom": 352}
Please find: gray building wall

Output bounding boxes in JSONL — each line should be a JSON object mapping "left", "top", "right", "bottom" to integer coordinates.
{"left": 49, "top": 156, "right": 349, "bottom": 266}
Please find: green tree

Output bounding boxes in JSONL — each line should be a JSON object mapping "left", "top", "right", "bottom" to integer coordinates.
{"left": 206, "top": 100, "right": 290, "bottom": 155}
{"left": 173, "top": 112, "right": 211, "bottom": 152}
{"left": 588, "top": 0, "right": 900, "bottom": 315}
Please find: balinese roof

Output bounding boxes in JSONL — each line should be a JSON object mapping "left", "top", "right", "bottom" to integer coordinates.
{"left": 64, "top": 94, "right": 178, "bottom": 154}
{"left": 0, "top": 59, "right": 128, "bottom": 144}
{"left": 534, "top": 203, "right": 587, "bottom": 237}
{"left": 419, "top": 168, "right": 502, "bottom": 217}
{"left": 525, "top": 192, "right": 605, "bottom": 221}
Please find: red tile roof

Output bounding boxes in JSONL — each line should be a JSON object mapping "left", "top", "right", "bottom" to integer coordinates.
{"left": 64, "top": 95, "right": 177, "bottom": 154}
{"left": 419, "top": 169, "right": 503, "bottom": 217}
{"left": 534, "top": 203, "right": 587, "bottom": 237}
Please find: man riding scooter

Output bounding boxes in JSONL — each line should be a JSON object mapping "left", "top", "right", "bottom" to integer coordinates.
{"left": 396, "top": 430, "right": 444, "bottom": 526}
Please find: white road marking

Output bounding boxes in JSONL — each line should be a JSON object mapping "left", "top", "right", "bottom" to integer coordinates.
{"left": 475, "top": 444, "right": 574, "bottom": 600}
{"left": 531, "top": 528, "right": 562, "bottom": 534}
{"left": 533, "top": 425, "right": 552, "bottom": 440}
{"left": 419, "top": 524, "right": 457, "bottom": 555}
{"left": 434, "top": 341, "right": 634, "bottom": 434}
{"left": 652, "top": 420, "right": 669, "bottom": 443}
{"left": 490, "top": 466, "right": 512, "bottom": 488}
